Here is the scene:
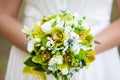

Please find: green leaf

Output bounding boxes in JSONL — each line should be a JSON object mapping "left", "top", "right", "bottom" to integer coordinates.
{"left": 30, "top": 51, "right": 36, "bottom": 56}
{"left": 58, "top": 63, "right": 68, "bottom": 70}
{"left": 62, "top": 75, "right": 70, "bottom": 80}
{"left": 83, "top": 16, "right": 86, "bottom": 20}
{"left": 24, "top": 57, "right": 39, "bottom": 67}
{"left": 49, "top": 14, "right": 57, "bottom": 19}
{"left": 51, "top": 21, "right": 57, "bottom": 27}
{"left": 23, "top": 66, "right": 46, "bottom": 80}
{"left": 61, "top": 10, "right": 67, "bottom": 15}
{"left": 32, "top": 55, "right": 43, "bottom": 64}
{"left": 79, "top": 60, "right": 86, "bottom": 68}
{"left": 74, "top": 28, "right": 80, "bottom": 34}
{"left": 53, "top": 71, "right": 60, "bottom": 80}
{"left": 33, "top": 65, "right": 45, "bottom": 72}
{"left": 41, "top": 35, "right": 48, "bottom": 47}
{"left": 78, "top": 20, "right": 82, "bottom": 25}
{"left": 76, "top": 49, "right": 85, "bottom": 60}
{"left": 42, "top": 65, "right": 48, "bottom": 71}
{"left": 46, "top": 70, "right": 52, "bottom": 74}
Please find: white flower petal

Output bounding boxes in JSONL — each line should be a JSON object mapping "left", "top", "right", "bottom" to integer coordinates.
{"left": 56, "top": 55, "right": 63, "bottom": 64}
{"left": 61, "top": 68, "right": 68, "bottom": 75}
{"left": 46, "top": 37, "right": 54, "bottom": 47}
{"left": 22, "top": 25, "right": 31, "bottom": 34}
{"left": 49, "top": 55, "right": 63, "bottom": 66}
{"left": 65, "top": 26, "right": 72, "bottom": 35}
{"left": 41, "top": 22, "right": 52, "bottom": 33}
{"left": 56, "top": 20, "right": 64, "bottom": 29}
{"left": 34, "top": 38, "right": 41, "bottom": 42}
{"left": 27, "top": 39, "right": 34, "bottom": 52}
{"left": 69, "top": 32, "right": 79, "bottom": 39}
{"left": 49, "top": 58, "right": 57, "bottom": 66}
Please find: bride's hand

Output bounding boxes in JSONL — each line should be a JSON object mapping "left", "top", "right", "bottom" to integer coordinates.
{"left": 0, "top": 0, "right": 29, "bottom": 52}
{"left": 95, "top": 0, "right": 120, "bottom": 54}
{"left": 95, "top": 19, "right": 120, "bottom": 54}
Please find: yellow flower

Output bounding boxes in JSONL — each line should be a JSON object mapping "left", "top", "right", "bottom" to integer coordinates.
{"left": 32, "top": 23, "right": 45, "bottom": 38}
{"left": 58, "top": 63, "right": 68, "bottom": 71}
{"left": 23, "top": 66, "right": 46, "bottom": 80}
{"left": 51, "top": 27, "right": 65, "bottom": 47}
{"left": 84, "top": 50, "right": 96, "bottom": 68}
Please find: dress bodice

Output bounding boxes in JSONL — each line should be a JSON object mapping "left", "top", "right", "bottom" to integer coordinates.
{"left": 23, "top": 0, "right": 113, "bottom": 35}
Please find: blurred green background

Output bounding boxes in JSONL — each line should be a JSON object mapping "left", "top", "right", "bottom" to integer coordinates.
{"left": 0, "top": 0, "right": 119, "bottom": 80}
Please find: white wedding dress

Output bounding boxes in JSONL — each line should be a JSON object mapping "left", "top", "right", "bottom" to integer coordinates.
{"left": 5, "top": 0, "right": 120, "bottom": 80}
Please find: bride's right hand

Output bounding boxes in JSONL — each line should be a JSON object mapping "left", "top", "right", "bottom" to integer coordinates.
{"left": 0, "top": 0, "right": 29, "bottom": 53}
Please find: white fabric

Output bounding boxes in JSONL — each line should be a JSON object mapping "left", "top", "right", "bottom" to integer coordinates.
{"left": 5, "top": 0, "right": 120, "bottom": 80}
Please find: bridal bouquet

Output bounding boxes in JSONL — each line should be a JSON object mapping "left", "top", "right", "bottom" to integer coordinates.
{"left": 22, "top": 11, "right": 96, "bottom": 80}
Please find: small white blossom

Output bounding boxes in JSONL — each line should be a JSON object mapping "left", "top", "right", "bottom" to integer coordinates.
{"left": 41, "top": 19, "right": 56, "bottom": 33}
{"left": 56, "top": 16, "right": 61, "bottom": 22}
{"left": 27, "top": 38, "right": 41, "bottom": 52}
{"left": 61, "top": 68, "right": 68, "bottom": 75}
{"left": 63, "top": 39, "right": 69, "bottom": 54}
{"left": 71, "top": 40, "right": 81, "bottom": 55}
{"left": 73, "top": 20, "right": 78, "bottom": 27}
{"left": 56, "top": 20, "right": 64, "bottom": 29}
{"left": 34, "top": 38, "right": 41, "bottom": 42}
{"left": 41, "top": 22, "right": 52, "bottom": 33}
{"left": 82, "top": 21, "right": 89, "bottom": 30}
{"left": 46, "top": 41, "right": 54, "bottom": 47}
{"left": 41, "top": 46, "right": 45, "bottom": 50}
{"left": 22, "top": 25, "right": 33, "bottom": 39}
{"left": 27, "top": 39, "right": 34, "bottom": 52}
{"left": 81, "top": 46, "right": 92, "bottom": 51}
{"left": 48, "top": 65, "right": 57, "bottom": 72}
{"left": 66, "top": 21, "right": 73, "bottom": 26}
{"left": 49, "top": 55, "right": 63, "bottom": 66}
{"left": 56, "top": 55, "right": 63, "bottom": 64}
{"left": 73, "top": 13, "right": 79, "bottom": 20}
{"left": 69, "top": 32, "right": 79, "bottom": 39}
{"left": 64, "top": 26, "right": 72, "bottom": 36}
{"left": 46, "top": 37, "right": 54, "bottom": 47}
{"left": 71, "top": 44, "right": 80, "bottom": 55}
{"left": 22, "top": 25, "right": 31, "bottom": 34}
{"left": 48, "top": 66, "right": 54, "bottom": 71}
{"left": 49, "top": 58, "right": 57, "bottom": 66}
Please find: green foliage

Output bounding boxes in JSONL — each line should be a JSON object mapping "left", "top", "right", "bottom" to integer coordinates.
{"left": 24, "top": 57, "right": 39, "bottom": 67}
